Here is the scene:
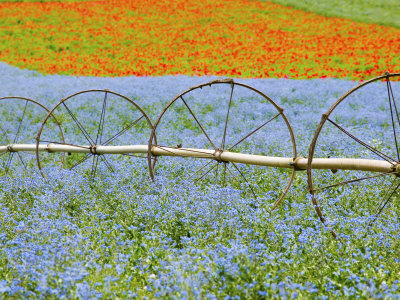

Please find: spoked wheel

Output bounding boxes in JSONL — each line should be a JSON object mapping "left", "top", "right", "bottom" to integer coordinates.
{"left": 0, "top": 97, "right": 64, "bottom": 176}
{"left": 36, "top": 89, "right": 156, "bottom": 179}
{"left": 308, "top": 72, "right": 400, "bottom": 239}
{"left": 149, "top": 79, "right": 297, "bottom": 208}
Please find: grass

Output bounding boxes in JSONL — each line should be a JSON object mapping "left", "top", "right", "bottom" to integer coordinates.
{"left": 269, "top": 0, "right": 400, "bottom": 28}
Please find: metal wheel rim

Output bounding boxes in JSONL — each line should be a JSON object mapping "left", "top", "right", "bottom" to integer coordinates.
{"left": 307, "top": 72, "right": 400, "bottom": 239}
{"left": 149, "top": 79, "right": 297, "bottom": 208}
{"left": 0, "top": 96, "right": 65, "bottom": 176}
{"left": 36, "top": 89, "right": 157, "bottom": 179}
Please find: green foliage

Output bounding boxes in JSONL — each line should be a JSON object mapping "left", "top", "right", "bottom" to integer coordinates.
{"left": 268, "top": 0, "right": 400, "bottom": 28}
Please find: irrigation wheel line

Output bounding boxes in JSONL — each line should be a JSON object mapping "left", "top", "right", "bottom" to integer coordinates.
{"left": 307, "top": 72, "right": 400, "bottom": 239}
{"left": 0, "top": 96, "right": 65, "bottom": 176}
{"left": 148, "top": 78, "right": 297, "bottom": 209}
{"left": 35, "top": 89, "right": 157, "bottom": 179}
{"left": 0, "top": 73, "right": 399, "bottom": 239}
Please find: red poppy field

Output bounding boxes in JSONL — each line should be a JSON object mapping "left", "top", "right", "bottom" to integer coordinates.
{"left": 0, "top": 0, "right": 399, "bottom": 79}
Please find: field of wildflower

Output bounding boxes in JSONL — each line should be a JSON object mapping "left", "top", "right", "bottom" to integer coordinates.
{"left": 1, "top": 0, "right": 400, "bottom": 298}
{"left": 0, "top": 0, "right": 400, "bottom": 79}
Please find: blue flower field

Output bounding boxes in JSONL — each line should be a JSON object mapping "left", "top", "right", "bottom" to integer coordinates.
{"left": 0, "top": 63, "right": 400, "bottom": 298}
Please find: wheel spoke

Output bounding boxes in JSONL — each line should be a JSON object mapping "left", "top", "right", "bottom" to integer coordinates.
{"left": 228, "top": 112, "right": 281, "bottom": 151}
{"left": 386, "top": 77, "right": 400, "bottom": 161}
{"left": 374, "top": 177, "right": 398, "bottom": 214}
{"left": 313, "top": 170, "right": 400, "bottom": 192}
{"left": 188, "top": 160, "right": 214, "bottom": 181}
{"left": 99, "top": 155, "right": 114, "bottom": 173}
{"left": 215, "top": 163, "right": 220, "bottom": 184}
{"left": 12, "top": 100, "right": 28, "bottom": 144}
{"left": 368, "top": 179, "right": 400, "bottom": 227}
{"left": 180, "top": 96, "right": 217, "bottom": 150}
{"left": 95, "top": 91, "right": 108, "bottom": 145}
{"left": 327, "top": 118, "right": 397, "bottom": 164}
{"left": 62, "top": 102, "right": 95, "bottom": 145}
{"left": 387, "top": 77, "right": 400, "bottom": 132}
{"left": 154, "top": 145, "right": 214, "bottom": 158}
{"left": 69, "top": 153, "right": 91, "bottom": 170}
{"left": 193, "top": 163, "right": 217, "bottom": 183}
{"left": 0, "top": 150, "right": 10, "bottom": 158}
{"left": 90, "top": 155, "right": 100, "bottom": 180}
{"left": 0, "top": 124, "right": 10, "bottom": 144}
{"left": 5, "top": 152, "right": 14, "bottom": 175}
{"left": 103, "top": 115, "right": 144, "bottom": 146}
{"left": 230, "top": 162, "right": 257, "bottom": 199}
{"left": 16, "top": 152, "right": 27, "bottom": 170}
{"left": 223, "top": 163, "right": 227, "bottom": 186}
{"left": 225, "top": 164, "right": 242, "bottom": 186}
{"left": 221, "top": 83, "right": 234, "bottom": 150}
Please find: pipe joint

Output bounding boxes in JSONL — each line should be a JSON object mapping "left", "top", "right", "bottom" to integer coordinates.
{"left": 213, "top": 148, "right": 224, "bottom": 163}
{"left": 46, "top": 143, "right": 55, "bottom": 153}
{"left": 90, "top": 145, "right": 97, "bottom": 155}
{"left": 6, "top": 145, "right": 15, "bottom": 152}
{"left": 290, "top": 156, "right": 306, "bottom": 171}
{"left": 395, "top": 163, "right": 400, "bottom": 176}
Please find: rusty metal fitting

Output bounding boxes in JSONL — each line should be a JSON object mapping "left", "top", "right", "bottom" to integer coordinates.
{"left": 213, "top": 148, "right": 224, "bottom": 162}
{"left": 89, "top": 145, "right": 97, "bottom": 155}
{"left": 321, "top": 113, "right": 328, "bottom": 121}
{"left": 395, "top": 163, "right": 400, "bottom": 176}
{"left": 290, "top": 156, "right": 306, "bottom": 171}
{"left": 212, "top": 78, "right": 234, "bottom": 84}
{"left": 46, "top": 143, "right": 54, "bottom": 153}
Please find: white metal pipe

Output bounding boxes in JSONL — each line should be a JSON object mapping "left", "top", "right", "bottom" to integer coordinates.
{"left": 0, "top": 143, "right": 397, "bottom": 173}
{"left": 296, "top": 157, "right": 394, "bottom": 173}
{"left": 1, "top": 144, "right": 49, "bottom": 153}
{"left": 48, "top": 143, "right": 91, "bottom": 153}
{"left": 45, "top": 144, "right": 149, "bottom": 154}
{"left": 151, "top": 146, "right": 214, "bottom": 158}
{"left": 220, "top": 151, "right": 293, "bottom": 168}
{"left": 0, "top": 145, "right": 7, "bottom": 154}
{"left": 1, "top": 144, "right": 149, "bottom": 154}
{"left": 149, "top": 146, "right": 395, "bottom": 173}
{"left": 96, "top": 145, "right": 148, "bottom": 154}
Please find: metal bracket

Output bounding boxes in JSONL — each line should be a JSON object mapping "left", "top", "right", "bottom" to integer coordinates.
{"left": 290, "top": 156, "right": 306, "bottom": 171}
